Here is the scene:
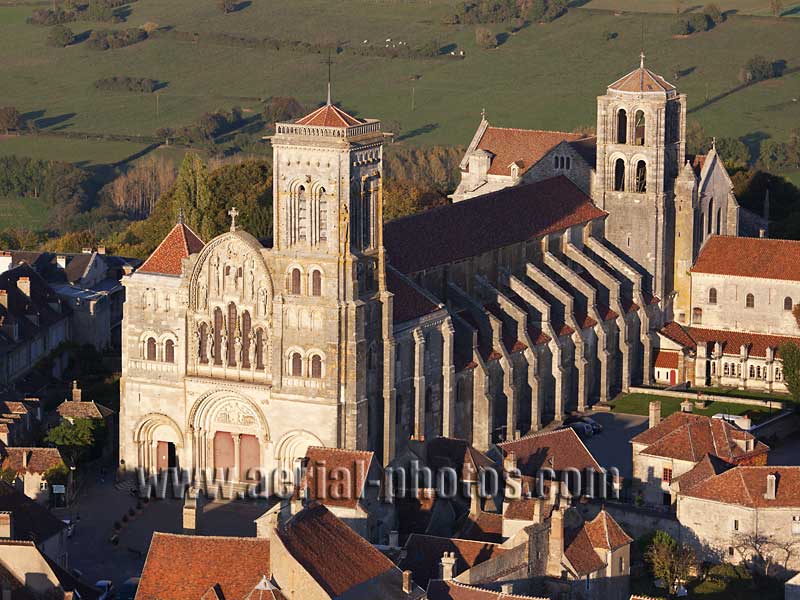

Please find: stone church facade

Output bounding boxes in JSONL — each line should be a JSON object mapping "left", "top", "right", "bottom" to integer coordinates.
{"left": 119, "top": 59, "right": 763, "bottom": 479}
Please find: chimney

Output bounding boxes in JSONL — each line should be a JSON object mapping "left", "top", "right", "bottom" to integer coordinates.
{"left": 648, "top": 401, "right": 661, "bottom": 429}
{"left": 503, "top": 451, "right": 518, "bottom": 473}
{"left": 17, "top": 277, "right": 30, "bottom": 297}
{"left": 680, "top": 400, "right": 693, "bottom": 413}
{"left": 97, "top": 245, "right": 106, "bottom": 255}
{"left": 2, "top": 585, "right": 11, "bottom": 600}
{"left": 759, "top": 228, "right": 766, "bottom": 239}
{"left": 533, "top": 497, "right": 545, "bottom": 524}
{"left": 440, "top": 551, "right": 457, "bottom": 580}
{"left": 402, "top": 570, "right": 413, "bottom": 594}
{"left": 388, "top": 530, "right": 399, "bottom": 548}
{"left": 469, "top": 479, "right": 481, "bottom": 516}
{"left": 501, "top": 583, "right": 514, "bottom": 594}
{"left": 0, "top": 512, "right": 13, "bottom": 539}
{"left": 764, "top": 473, "right": 777, "bottom": 500}
{"left": 72, "top": 380, "right": 82, "bottom": 402}
{"left": 56, "top": 255, "right": 67, "bottom": 269}
{"left": 546, "top": 507, "right": 565, "bottom": 576}
{"left": 22, "top": 450, "right": 29, "bottom": 469}
{"left": 0, "top": 252, "right": 11, "bottom": 273}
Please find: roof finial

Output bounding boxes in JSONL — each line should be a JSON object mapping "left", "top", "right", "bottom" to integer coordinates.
{"left": 177, "top": 207, "right": 184, "bottom": 225}
{"left": 228, "top": 206, "right": 239, "bottom": 232}
{"left": 481, "top": 107, "right": 486, "bottom": 121}
{"left": 712, "top": 136, "right": 717, "bottom": 150}
{"left": 323, "top": 51, "right": 334, "bottom": 106}
{"left": 640, "top": 51, "right": 645, "bottom": 69}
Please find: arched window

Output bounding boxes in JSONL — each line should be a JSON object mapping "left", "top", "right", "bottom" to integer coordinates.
{"left": 784, "top": 297, "right": 793, "bottom": 311}
{"left": 199, "top": 322, "right": 209, "bottom": 364}
{"left": 716, "top": 208, "right": 721, "bottom": 235}
{"left": 242, "top": 311, "right": 252, "bottom": 368}
{"left": 723, "top": 363, "right": 730, "bottom": 376}
{"left": 255, "top": 328, "right": 264, "bottom": 370}
{"left": 311, "top": 270, "right": 322, "bottom": 297}
{"left": 297, "top": 185, "right": 307, "bottom": 241}
{"left": 554, "top": 156, "right": 559, "bottom": 169}
{"left": 635, "top": 160, "right": 647, "bottom": 193}
{"left": 749, "top": 365, "right": 755, "bottom": 378}
{"left": 746, "top": 293, "right": 755, "bottom": 309}
{"left": 566, "top": 157, "right": 571, "bottom": 169}
{"left": 634, "top": 110, "right": 645, "bottom": 145}
{"left": 146, "top": 337, "right": 157, "bottom": 361}
{"left": 709, "top": 288, "right": 717, "bottom": 304}
{"left": 310, "top": 354, "right": 322, "bottom": 378}
{"left": 613, "top": 158, "right": 625, "bottom": 191}
{"left": 164, "top": 339, "right": 175, "bottom": 363}
{"left": 318, "top": 187, "right": 328, "bottom": 243}
{"left": 692, "top": 307, "right": 702, "bottom": 324}
{"left": 213, "top": 307, "right": 223, "bottom": 365}
{"left": 289, "top": 268, "right": 301, "bottom": 295}
{"left": 707, "top": 203, "right": 713, "bottom": 235}
{"left": 227, "top": 303, "right": 237, "bottom": 367}
{"left": 616, "top": 109, "right": 627, "bottom": 144}
{"left": 291, "top": 352, "right": 302, "bottom": 377}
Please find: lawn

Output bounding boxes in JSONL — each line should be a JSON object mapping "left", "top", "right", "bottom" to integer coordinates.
{"left": 0, "top": 194, "right": 50, "bottom": 230}
{"left": 582, "top": 0, "right": 800, "bottom": 17}
{"left": 0, "top": 135, "right": 149, "bottom": 167}
{"left": 0, "top": 0, "right": 799, "bottom": 165}
{"left": 610, "top": 392, "right": 780, "bottom": 423}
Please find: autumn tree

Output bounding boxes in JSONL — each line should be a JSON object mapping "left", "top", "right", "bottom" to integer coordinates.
{"left": 779, "top": 342, "right": 800, "bottom": 404}
{"left": 475, "top": 26, "right": 496, "bottom": 49}
{"left": 109, "top": 156, "right": 175, "bottom": 219}
{"left": 0, "top": 107, "right": 22, "bottom": 134}
{"left": 47, "top": 24, "right": 75, "bottom": 47}
{"left": 645, "top": 530, "right": 695, "bottom": 595}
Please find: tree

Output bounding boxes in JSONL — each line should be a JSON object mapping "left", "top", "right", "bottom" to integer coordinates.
{"left": 779, "top": 342, "right": 800, "bottom": 403}
{"left": 688, "top": 12, "right": 710, "bottom": 32}
{"left": 743, "top": 55, "right": 776, "bottom": 82}
{"left": 217, "top": 0, "right": 235, "bottom": 13}
{"left": 528, "top": 0, "right": 546, "bottom": 21}
{"left": 173, "top": 152, "right": 214, "bottom": 239}
{"left": 733, "top": 531, "right": 800, "bottom": 575}
{"left": 47, "top": 24, "right": 75, "bottom": 47}
{"left": 770, "top": 0, "right": 783, "bottom": 16}
{"left": 0, "top": 467, "right": 16, "bottom": 484}
{"left": 686, "top": 120, "right": 709, "bottom": 155}
{"left": 109, "top": 156, "right": 175, "bottom": 219}
{"left": 671, "top": 18, "right": 691, "bottom": 35}
{"left": 715, "top": 137, "right": 750, "bottom": 170}
{"left": 0, "top": 107, "right": 22, "bottom": 134}
{"left": 645, "top": 530, "right": 695, "bottom": 595}
{"left": 475, "top": 26, "right": 496, "bottom": 49}
{"left": 43, "top": 463, "right": 69, "bottom": 486}
{"left": 45, "top": 418, "right": 97, "bottom": 465}
{"left": 703, "top": 3, "right": 723, "bottom": 24}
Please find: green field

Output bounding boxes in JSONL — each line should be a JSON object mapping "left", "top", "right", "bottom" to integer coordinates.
{"left": 584, "top": 0, "right": 800, "bottom": 17}
{"left": 0, "top": 134, "right": 149, "bottom": 166}
{"left": 610, "top": 392, "right": 780, "bottom": 423}
{"left": 0, "top": 0, "right": 798, "bottom": 166}
{"left": 0, "top": 194, "right": 50, "bottom": 230}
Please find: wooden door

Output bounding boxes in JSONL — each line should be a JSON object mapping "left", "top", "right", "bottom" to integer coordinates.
{"left": 156, "top": 441, "right": 169, "bottom": 471}
{"left": 669, "top": 369, "right": 676, "bottom": 385}
{"left": 239, "top": 434, "right": 260, "bottom": 482}
{"left": 213, "top": 432, "right": 235, "bottom": 476}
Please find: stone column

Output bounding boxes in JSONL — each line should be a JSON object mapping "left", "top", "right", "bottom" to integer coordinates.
{"left": 597, "top": 325, "right": 611, "bottom": 404}
{"left": 441, "top": 318, "right": 455, "bottom": 438}
{"left": 526, "top": 348, "right": 541, "bottom": 432}
{"left": 574, "top": 335, "right": 588, "bottom": 413}
{"left": 233, "top": 433, "right": 241, "bottom": 482}
{"left": 413, "top": 328, "right": 426, "bottom": 440}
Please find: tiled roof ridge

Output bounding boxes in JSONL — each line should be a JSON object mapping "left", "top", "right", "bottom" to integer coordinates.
{"left": 150, "top": 531, "right": 268, "bottom": 543}
{"left": 138, "top": 221, "right": 205, "bottom": 275}
{"left": 306, "top": 445, "right": 373, "bottom": 458}
{"left": 739, "top": 468, "right": 755, "bottom": 505}
{"left": 483, "top": 126, "right": 591, "bottom": 138}
{"left": 443, "top": 580, "right": 541, "bottom": 599}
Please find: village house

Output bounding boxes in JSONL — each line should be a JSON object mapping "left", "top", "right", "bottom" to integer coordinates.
{"left": 0, "top": 447, "right": 67, "bottom": 505}
{"left": 0, "top": 482, "right": 68, "bottom": 566}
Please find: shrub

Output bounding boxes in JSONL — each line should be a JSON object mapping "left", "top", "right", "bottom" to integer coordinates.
{"left": 688, "top": 12, "right": 710, "bottom": 32}
{"left": 94, "top": 76, "right": 158, "bottom": 93}
{"left": 27, "top": 8, "right": 76, "bottom": 25}
{"left": 743, "top": 55, "right": 776, "bottom": 82}
{"left": 47, "top": 25, "right": 75, "bottom": 47}
{"left": 703, "top": 3, "right": 723, "bottom": 24}
{"left": 603, "top": 30, "right": 617, "bottom": 41}
{"left": 528, "top": 0, "right": 547, "bottom": 21}
{"left": 542, "top": 0, "right": 567, "bottom": 22}
{"left": 217, "top": 0, "right": 235, "bottom": 13}
{"left": 671, "top": 18, "right": 691, "bottom": 35}
{"left": 85, "top": 0, "right": 119, "bottom": 22}
{"left": 86, "top": 28, "right": 147, "bottom": 50}
{"left": 475, "top": 26, "right": 496, "bottom": 49}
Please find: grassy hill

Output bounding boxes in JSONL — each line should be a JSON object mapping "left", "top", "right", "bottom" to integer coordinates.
{"left": 0, "top": 0, "right": 798, "bottom": 166}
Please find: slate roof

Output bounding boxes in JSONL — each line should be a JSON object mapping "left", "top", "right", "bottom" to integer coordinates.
{"left": 386, "top": 267, "right": 441, "bottom": 323}
{"left": 425, "top": 437, "right": 497, "bottom": 482}
{"left": 57, "top": 400, "right": 114, "bottom": 420}
{"left": 680, "top": 466, "right": 800, "bottom": 508}
{"left": 295, "top": 103, "right": 363, "bottom": 128}
{"left": 473, "top": 127, "right": 592, "bottom": 176}
{"left": 608, "top": 66, "right": 676, "bottom": 94}
{"left": 499, "top": 428, "right": 602, "bottom": 476}
{"left": 138, "top": 222, "right": 204, "bottom": 275}
{"left": 0, "top": 447, "right": 65, "bottom": 475}
{"left": 0, "top": 482, "right": 66, "bottom": 542}
{"left": 631, "top": 412, "right": 768, "bottom": 463}
{"left": 8, "top": 251, "right": 139, "bottom": 286}
{"left": 399, "top": 534, "right": 507, "bottom": 587}
{"left": 299, "top": 446, "right": 374, "bottom": 510}
{"left": 692, "top": 235, "right": 800, "bottom": 282}
{"left": 659, "top": 321, "right": 800, "bottom": 359}
{"left": 276, "top": 502, "right": 403, "bottom": 598}
{"left": 136, "top": 533, "right": 270, "bottom": 600}
{"left": 384, "top": 177, "right": 606, "bottom": 275}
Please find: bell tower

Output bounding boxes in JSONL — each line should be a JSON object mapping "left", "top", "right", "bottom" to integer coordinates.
{"left": 595, "top": 54, "right": 686, "bottom": 299}
{"left": 270, "top": 98, "right": 386, "bottom": 451}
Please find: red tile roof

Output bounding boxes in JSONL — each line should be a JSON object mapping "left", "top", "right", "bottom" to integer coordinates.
{"left": 299, "top": 446, "right": 374, "bottom": 510}
{"left": 608, "top": 67, "right": 676, "bottom": 93}
{"left": 474, "top": 127, "right": 591, "bottom": 177}
{"left": 692, "top": 235, "right": 800, "bottom": 281}
{"left": 276, "top": 502, "right": 397, "bottom": 597}
{"left": 425, "top": 437, "right": 497, "bottom": 482}
{"left": 631, "top": 412, "right": 768, "bottom": 463}
{"left": 386, "top": 267, "right": 441, "bottom": 323}
{"left": 499, "top": 428, "right": 601, "bottom": 476}
{"left": 427, "top": 580, "right": 545, "bottom": 600}
{"left": 653, "top": 350, "right": 679, "bottom": 369}
{"left": 456, "top": 511, "right": 504, "bottom": 544}
{"left": 385, "top": 177, "right": 606, "bottom": 275}
{"left": 295, "top": 104, "right": 363, "bottom": 128}
{"left": 0, "top": 448, "right": 65, "bottom": 475}
{"left": 137, "top": 533, "right": 270, "bottom": 600}
{"left": 582, "top": 510, "right": 632, "bottom": 552}
{"left": 503, "top": 497, "right": 554, "bottom": 522}
{"left": 399, "top": 534, "right": 507, "bottom": 587}
{"left": 138, "top": 222, "right": 204, "bottom": 275}
{"left": 563, "top": 510, "right": 631, "bottom": 577}
{"left": 680, "top": 466, "right": 800, "bottom": 508}
{"left": 659, "top": 321, "right": 800, "bottom": 359}
{"left": 672, "top": 453, "right": 732, "bottom": 493}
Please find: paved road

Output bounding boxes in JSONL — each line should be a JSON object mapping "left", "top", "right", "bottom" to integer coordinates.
{"left": 768, "top": 432, "right": 800, "bottom": 466}
{"left": 582, "top": 412, "right": 648, "bottom": 478}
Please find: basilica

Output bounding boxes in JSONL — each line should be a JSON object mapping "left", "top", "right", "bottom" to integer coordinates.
{"left": 119, "top": 57, "right": 785, "bottom": 481}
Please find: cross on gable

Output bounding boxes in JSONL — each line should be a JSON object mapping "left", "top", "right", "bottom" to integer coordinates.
{"left": 228, "top": 207, "right": 239, "bottom": 232}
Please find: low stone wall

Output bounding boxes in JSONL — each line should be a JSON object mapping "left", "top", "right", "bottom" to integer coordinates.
{"left": 628, "top": 386, "right": 787, "bottom": 410}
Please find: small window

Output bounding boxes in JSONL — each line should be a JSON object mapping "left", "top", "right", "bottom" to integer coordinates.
{"left": 616, "top": 109, "right": 627, "bottom": 144}
{"left": 618, "top": 556, "right": 623, "bottom": 572}
{"left": 709, "top": 288, "right": 717, "bottom": 304}
{"left": 663, "top": 467, "right": 673, "bottom": 484}
{"left": 165, "top": 339, "right": 175, "bottom": 363}
{"left": 732, "top": 519, "right": 739, "bottom": 531}
{"left": 291, "top": 352, "right": 302, "bottom": 377}
{"left": 290, "top": 269, "right": 301, "bottom": 295}
{"left": 746, "top": 293, "right": 755, "bottom": 309}
{"left": 312, "top": 270, "right": 322, "bottom": 297}
{"left": 749, "top": 365, "right": 755, "bottom": 378}
{"left": 311, "top": 355, "right": 322, "bottom": 379}
{"left": 692, "top": 307, "right": 702, "bottom": 324}
{"left": 785, "top": 297, "right": 793, "bottom": 311}
{"left": 792, "top": 515, "right": 800, "bottom": 535}
{"left": 566, "top": 157, "right": 571, "bottom": 169}
{"left": 728, "top": 546, "right": 735, "bottom": 557}
{"left": 146, "top": 337, "right": 157, "bottom": 361}
{"left": 39, "top": 481, "right": 48, "bottom": 491}
{"left": 613, "top": 158, "right": 625, "bottom": 191}
{"left": 554, "top": 156, "right": 559, "bottom": 169}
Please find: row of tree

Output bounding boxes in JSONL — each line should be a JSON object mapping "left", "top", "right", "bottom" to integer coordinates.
{"left": 28, "top": 0, "right": 135, "bottom": 25}
{"left": 94, "top": 76, "right": 159, "bottom": 93}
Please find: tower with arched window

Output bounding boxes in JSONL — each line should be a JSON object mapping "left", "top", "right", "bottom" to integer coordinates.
{"left": 595, "top": 54, "right": 686, "bottom": 299}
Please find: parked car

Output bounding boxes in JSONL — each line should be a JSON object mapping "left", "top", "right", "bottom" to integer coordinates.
{"left": 118, "top": 577, "right": 140, "bottom": 600}
{"left": 95, "top": 580, "right": 114, "bottom": 600}
{"left": 563, "top": 415, "right": 603, "bottom": 434}
{"left": 563, "top": 422, "right": 594, "bottom": 438}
